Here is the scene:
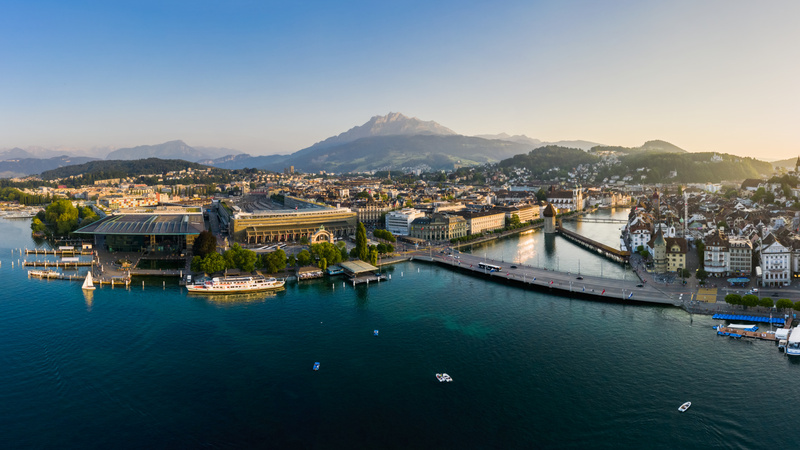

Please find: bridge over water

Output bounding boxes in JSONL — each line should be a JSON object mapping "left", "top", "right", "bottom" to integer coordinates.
{"left": 560, "top": 216, "right": 627, "bottom": 224}
{"left": 412, "top": 251, "right": 684, "bottom": 307}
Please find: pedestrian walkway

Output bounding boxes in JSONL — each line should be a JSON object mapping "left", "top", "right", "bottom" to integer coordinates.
{"left": 696, "top": 288, "right": 718, "bottom": 303}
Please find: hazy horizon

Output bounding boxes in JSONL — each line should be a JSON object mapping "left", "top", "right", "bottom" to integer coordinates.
{"left": 2, "top": 1, "right": 798, "bottom": 160}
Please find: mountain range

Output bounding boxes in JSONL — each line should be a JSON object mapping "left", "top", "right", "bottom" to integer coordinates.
{"left": 1, "top": 113, "right": 707, "bottom": 176}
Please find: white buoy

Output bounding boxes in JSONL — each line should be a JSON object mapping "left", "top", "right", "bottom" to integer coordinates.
{"left": 418, "top": 268, "right": 420, "bottom": 273}
{"left": 389, "top": 274, "right": 391, "bottom": 279}
{"left": 401, "top": 272, "right": 403, "bottom": 277}
{"left": 142, "top": 281, "right": 145, "bottom": 288}
{"left": 332, "top": 283, "right": 334, "bottom": 289}
{"left": 163, "top": 281, "right": 165, "bottom": 289}
{"left": 343, "top": 282, "right": 345, "bottom": 288}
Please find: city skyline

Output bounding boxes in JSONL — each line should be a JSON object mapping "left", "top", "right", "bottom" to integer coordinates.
{"left": 2, "top": 0, "right": 798, "bottom": 160}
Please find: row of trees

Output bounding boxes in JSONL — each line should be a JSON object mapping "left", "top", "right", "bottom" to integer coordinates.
{"left": 190, "top": 242, "right": 288, "bottom": 274}
{"left": 724, "top": 294, "right": 800, "bottom": 310}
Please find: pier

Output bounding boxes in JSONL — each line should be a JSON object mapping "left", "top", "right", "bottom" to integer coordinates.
{"left": 24, "top": 248, "right": 93, "bottom": 256}
{"left": 23, "top": 260, "right": 93, "bottom": 268}
{"left": 556, "top": 226, "right": 630, "bottom": 264}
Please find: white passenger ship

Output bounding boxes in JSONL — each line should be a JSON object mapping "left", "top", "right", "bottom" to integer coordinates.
{"left": 186, "top": 274, "right": 285, "bottom": 294}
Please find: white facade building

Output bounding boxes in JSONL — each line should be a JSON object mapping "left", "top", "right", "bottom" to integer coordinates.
{"left": 760, "top": 233, "right": 791, "bottom": 287}
{"left": 385, "top": 208, "right": 426, "bottom": 236}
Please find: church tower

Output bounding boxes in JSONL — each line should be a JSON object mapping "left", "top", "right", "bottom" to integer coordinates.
{"left": 653, "top": 189, "right": 667, "bottom": 273}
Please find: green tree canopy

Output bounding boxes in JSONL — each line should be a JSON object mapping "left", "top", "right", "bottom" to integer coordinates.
{"left": 223, "top": 243, "right": 258, "bottom": 272}
{"left": 297, "top": 249, "right": 312, "bottom": 266}
{"left": 776, "top": 298, "right": 793, "bottom": 310}
{"left": 31, "top": 217, "right": 46, "bottom": 233}
{"left": 310, "top": 242, "right": 342, "bottom": 266}
{"left": 193, "top": 230, "right": 218, "bottom": 258}
{"left": 759, "top": 297, "right": 774, "bottom": 308}
{"left": 356, "top": 222, "right": 368, "bottom": 262}
{"left": 724, "top": 294, "right": 742, "bottom": 305}
{"left": 742, "top": 294, "right": 759, "bottom": 308}
{"left": 44, "top": 199, "right": 80, "bottom": 235}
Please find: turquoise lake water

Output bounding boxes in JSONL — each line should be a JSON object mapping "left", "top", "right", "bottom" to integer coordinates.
{"left": 0, "top": 216, "right": 796, "bottom": 449}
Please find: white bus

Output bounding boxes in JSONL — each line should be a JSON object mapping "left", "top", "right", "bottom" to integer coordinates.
{"left": 478, "top": 262, "right": 502, "bottom": 272}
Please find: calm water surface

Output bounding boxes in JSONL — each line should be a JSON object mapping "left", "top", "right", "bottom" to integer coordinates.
{"left": 0, "top": 216, "right": 795, "bottom": 449}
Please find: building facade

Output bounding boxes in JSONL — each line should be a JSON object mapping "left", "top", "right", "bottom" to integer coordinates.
{"left": 452, "top": 210, "right": 506, "bottom": 235}
{"left": 385, "top": 208, "right": 425, "bottom": 236}
{"left": 760, "top": 233, "right": 791, "bottom": 287}
{"left": 409, "top": 213, "right": 467, "bottom": 241}
{"left": 728, "top": 237, "right": 753, "bottom": 276}
{"left": 665, "top": 237, "right": 688, "bottom": 273}
{"left": 704, "top": 229, "right": 729, "bottom": 277}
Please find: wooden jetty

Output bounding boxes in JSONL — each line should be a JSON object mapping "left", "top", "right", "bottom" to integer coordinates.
{"left": 351, "top": 273, "right": 388, "bottom": 285}
{"left": 24, "top": 260, "right": 93, "bottom": 268}
{"left": 24, "top": 248, "right": 93, "bottom": 256}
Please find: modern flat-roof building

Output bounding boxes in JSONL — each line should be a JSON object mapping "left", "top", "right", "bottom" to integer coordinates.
{"left": 385, "top": 208, "right": 425, "bottom": 236}
{"left": 74, "top": 208, "right": 205, "bottom": 253}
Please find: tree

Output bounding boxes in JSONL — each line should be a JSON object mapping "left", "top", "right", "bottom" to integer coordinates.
{"left": 44, "top": 199, "right": 79, "bottom": 235}
{"left": 287, "top": 254, "right": 296, "bottom": 267}
{"left": 373, "top": 229, "right": 396, "bottom": 242}
{"left": 223, "top": 244, "right": 257, "bottom": 272}
{"left": 776, "top": 298, "right": 793, "bottom": 310}
{"left": 31, "top": 217, "right": 46, "bottom": 233}
{"left": 193, "top": 230, "right": 218, "bottom": 258}
{"left": 297, "top": 249, "right": 311, "bottom": 266}
{"left": 310, "top": 242, "right": 342, "bottom": 266}
{"left": 794, "top": 300, "right": 800, "bottom": 311}
{"left": 319, "top": 257, "right": 327, "bottom": 271}
{"left": 507, "top": 214, "right": 521, "bottom": 228}
{"left": 190, "top": 255, "right": 203, "bottom": 272}
{"left": 724, "top": 294, "right": 742, "bottom": 305}
{"left": 261, "top": 249, "right": 287, "bottom": 273}
{"left": 696, "top": 268, "right": 708, "bottom": 282}
{"left": 759, "top": 297, "right": 774, "bottom": 308}
{"left": 199, "top": 252, "right": 226, "bottom": 273}
{"left": 355, "top": 222, "right": 368, "bottom": 262}
{"left": 742, "top": 294, "right": 759, "bottom": 308}
{"left": 369, "top": 248, "right": 378, "bottom": 266}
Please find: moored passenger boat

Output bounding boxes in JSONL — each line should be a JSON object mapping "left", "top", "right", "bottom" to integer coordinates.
{"left": 186, "top": 274, "right": 285, "bottom": 294}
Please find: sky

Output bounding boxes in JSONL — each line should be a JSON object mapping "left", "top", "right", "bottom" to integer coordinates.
{"left": 1, "top": 0, "right": 798, "bottom": 159}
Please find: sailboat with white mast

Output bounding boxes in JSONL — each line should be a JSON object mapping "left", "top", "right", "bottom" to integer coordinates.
{"left": 82, "top": 271, "right": 96, "bottom": 291}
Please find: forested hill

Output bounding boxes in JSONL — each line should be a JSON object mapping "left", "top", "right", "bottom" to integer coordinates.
{"left": 39, "top": 158, "right": 220, "bottom": 181}
{"left": 498, "top": 146, "right": 600, "bottom": 177}
{"left": 498, "top": 147, "right": 772, "bottom": 183}
{"left": 614, "top": 152, "right": 772, "bottom": 183}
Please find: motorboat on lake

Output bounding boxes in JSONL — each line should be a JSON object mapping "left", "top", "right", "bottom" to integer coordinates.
{"left": 436, "top": 373, "right": 453, "bottom": 382}
{"left": 678, "top": 401, "right": 691, "bottom": 412}
{"left": 313, "top": 362, "right": 320, "bottom": 371}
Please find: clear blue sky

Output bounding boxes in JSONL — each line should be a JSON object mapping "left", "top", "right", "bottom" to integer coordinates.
{"left": 2, "top": 0, "right": 798, "bottom": 159}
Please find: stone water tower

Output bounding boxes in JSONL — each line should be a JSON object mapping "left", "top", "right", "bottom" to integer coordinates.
{"left": 543, "top": 203, "right": 557, "bottom": 234}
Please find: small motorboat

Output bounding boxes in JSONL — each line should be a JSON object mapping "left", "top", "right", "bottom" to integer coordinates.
{"left": 678, "top": 401, "right": 691, "bottom": 412}
{"left": 436, "top": 373, "right": 453, "bottom": 382}
{"left": 313, "top": 362, "right": 320, "bottom": 371}
{"left": 374, "top": 329, "right": 379, "bottom": 336}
